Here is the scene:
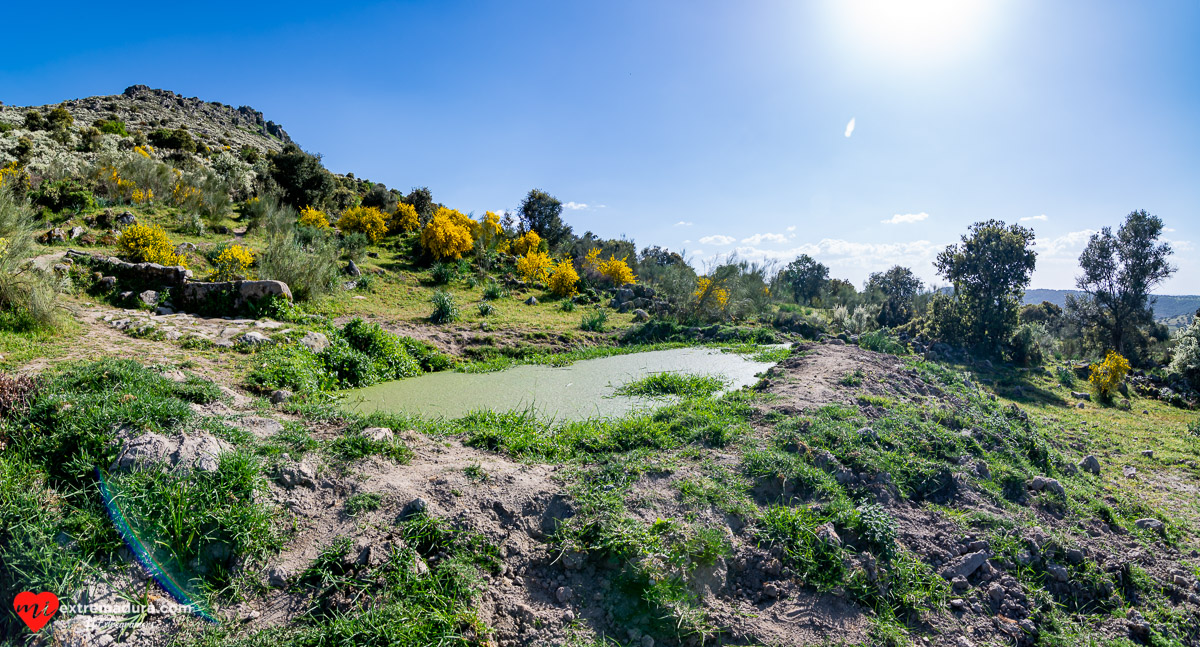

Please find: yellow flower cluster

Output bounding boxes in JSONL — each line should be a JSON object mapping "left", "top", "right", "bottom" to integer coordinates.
{"left": 104, "top": 167, "right": 137, "bottom": 202}
{"left": 171, "top": 182, "right": 200, "bottom": 206}
{"left": 134, "top": 145, "right": 154, "bottom": 158}
{"left": 513, "top": 230, "right": 542, "bottom": 256}
{"left": 0, "top": 237, "right": 9, "bottom": 258}
{"left": 116, "top": 224, "right": 186, "bottom": 267}
{"left": 299, "top": 205, "right": 330, "bottom": 229}
{"left": 1089, "top": 350, "right": 1131, "bottom": 399}
{"left": 548, "top": 258, "right": 579, "bottom": 297}
{"left": 694, "top": 277, "right": 729, "bottom": 308}
{"left": 0, "top": 162, "right": 27, "bottom": 192}
{"left": 210, "top": 243, "right": 255, "bottom": 281}
{"left": 132, "top": 188, "right": 153, "bottom": 204}
{"left": 477, "top": 211, "right": 503, "bottom": 248}
{"left": 390, "top": 203, "right": 419, "bottom": 233}
{"left": 338, "top": 205, "right": 388, "bottom": 242}
{"left": 420, "top": 207, "right": 475, "bottom": 260}
{"left": 598, "top": 254, "right": 636, "bottom": 286}
{"left": 516, "top": 250, "right": 552, "bottom": 284}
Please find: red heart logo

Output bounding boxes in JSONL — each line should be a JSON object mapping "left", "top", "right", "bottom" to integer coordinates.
{"left": 13, "top": 592, "right": 59, "bottom": 632}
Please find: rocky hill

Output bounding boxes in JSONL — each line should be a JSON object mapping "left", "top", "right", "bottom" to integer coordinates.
{"left": 0, "top": 85, "right": 290, "bottom": 154}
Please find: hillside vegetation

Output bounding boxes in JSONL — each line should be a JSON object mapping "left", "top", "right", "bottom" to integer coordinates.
{"left": 0, "top": 88, "right": 1198, "bottom": 647}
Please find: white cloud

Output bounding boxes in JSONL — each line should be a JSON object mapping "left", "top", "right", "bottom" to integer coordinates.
{"left": 674, "top": 221, "right": 694, "bottom": 227}
{"left": 844, "top": 117, "right": 855, "bottom": 138}
{"left": 1164, "top": 227, "right": 1176, "bottom": 232}
{"left": 563, "top": 201, "right": 589, "bottom": 210}
{"left": 732, "top": 238, "right": 941, "bottom": 274}
{"left": 699, "top": 234, "right": 736, "bottom": 245}
{"left": 881, "top": 212, "right": 930, "bottom": 225}
{"left": 785, "top": 226, "right": 796, "bottom": 232}
{"left": 1035, "top": 229, "right": 1096, "bottom": 257}
{"left": 741, "top": 232, "right": 789, "bottom": 245}
{"left": 1020, "top": 214, "right": 1049, "bottom": 222}
{"left": 682, "top": 240, "right": 692, "bottom": 244}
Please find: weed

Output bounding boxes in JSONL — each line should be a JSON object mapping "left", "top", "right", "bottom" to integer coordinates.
{"left": 839, "top": 369, "right": 865, "bottom": 387}
{"left": 344, "top": 492, "right": 383, "bottom": 516}
{"left": 430, "top": 290, "right": 459, "bottom": 324}
{"left": 581, "top": 307, "right": 609, "bottom": 332}
{"left": 615, "top": 372, "right": 728, "bottom": 398}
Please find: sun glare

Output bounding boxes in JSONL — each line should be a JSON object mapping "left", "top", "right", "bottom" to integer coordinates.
{"left": 830, "top": 0, "right": 994, "bottom": 65}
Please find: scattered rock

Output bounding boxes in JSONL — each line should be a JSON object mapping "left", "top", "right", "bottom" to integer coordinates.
{"left": 97, "top": 276, "right": 117, "bottom": 290}
{"left": 1134, "top": 518, "right": 1165, "bottom": 534}
{"left": 555, "top": 585, "right": 573, "bottom": 603}
{"left": 68, "top": 226, "right": 85, "bottom": 239}
{"left": 363, "top": 427, "right": 394, "bottom": 442}
{"left": 237, "top": 331, "right": 273, "bottom": 346}
{"left": 631, "top": 308, "right": 650, "bottom": 322}
{"left": 345, "top": 260, "right": 362, "bottom": 277}
{"left": 115, "top": 211, "right": 137, "bottom": 226}
{"left": 1079, "top": 455, "right": 1101, "bottom": 475}
{"left": 1141, "top": 449, "right": 1153, "bottom": 458}
{"left": 178, "top": 279, "right": 293, "bottom": 312}
{"left": 1029, "top": 475, "right": 1066, "bottom": 497}
{"left": 524, "top": 296, "right": 538, "bottom": 305}
{"left": 278, "top": 458, "right": 318, "bottom": 488}
{"left": 762, "top": 582, "right": 781, "bottom": 598}
{"left": 270, "top": 389, "right": 292, "bottom": 404}
{"left": 1070, "top": 391, "right": 1091, "bottom": 401}
{"left": 138, "top": 290, "right": 159, "bottom": 307}
{"left": 155, "top": 306, "right": 174, "bottom": 316}
{"left": 38, "top": 228, "right": 67, "bottom": 244}
{"left": 266, "top": 565, "right": 291, "bottom": 587}
{"left": 815, "top": 522, "right": 841, "bottom": 547}
{"left": 300, "top": 331, "right": 330, "bottom": 353}
{"left": 941, "top": 550, "right": 989, "bottom": 581}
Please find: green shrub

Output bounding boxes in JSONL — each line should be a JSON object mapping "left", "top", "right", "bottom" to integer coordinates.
{"left": 482, "top": 281, "right": 508, "bottom": 301}
{"left": 616, "top": 372, "right": 727, "bottom": 398}
{"left": 858, "top": 329, "right": 906, "bottom": 355}
{"left": 339, "top": 231, "right": 369, "bottom": 262}
{"left": 581, "top": 307, "right": 609, "bottom": 332}
{"left": 258, "top": 217, "right": 341, "bottom": 301}
{"left": 341, "top": 318, "right": 421, "bottom": 380}
{"left": 430, "top": 262, "right": 458, "bottom": 285}
{"left": 147, "top": 127, "right": 197, "bottom": 152}
{"left": 93, "top": 119, "right": 129, "bottom": 136}
{"left": 430, "top": 290, "right": 459, "bottom": 324}
{"left": 559, "top": 299, "right": 576, "bottom": 312}
{"left": 0, "top": 192, "right": 59, "bottom": 330}
{"left": 477, "top": 302, "right": 496, "bottom": 317}
{"left": 29, "top": 179, "right": 96, "bottom": 213}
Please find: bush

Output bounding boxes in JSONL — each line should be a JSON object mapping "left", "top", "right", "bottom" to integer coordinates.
{"left": 148, "top": 128, "right": 197, "bottom": 152}
{"left": 240, "top": 195, "right": 290, "bottom": 233}
{"left": 340, "top": 318, "right": 421, "bottom": 381}
{"left": 1008, "top": 322, "right": 1045, "bottom": 366}
{"left": 298, "top": 205, "right": 329, "bottom": 229}
{"left": 1169, "top": 317, "right": 1200, "bottom": 391}
{"left": 478, "top": 302, "right": 496, "bottom": 317}
{"left": 512, "top": 230, "right": 542, "bottom": 256}
{"left": 1090, "top": 351, "right": 1131, "bottom": 401}
{"left": 339, "top": 231, "right": 369, "bottom": 261}
{"left": 598, "top": 254, "right": 636, "bottom": 286}
{"left": 430, "top": 290, "right": 459, "bottom": 324}
{"left": 257, "top": 215, "right": 340, "bottom": 301}
{"left": 858, "top": 329, "right": 906, "bottom": 355}
{"left": 390, "top": 203, "right": 419, "bottom": 234}
{"left": 337, "top": 205, "right": 387, "bottom": 243}
{"left": 516, "top": 251, "right": 551, "bottom": 284}
{"left": 560, "top": 299, "right": 576, "bottom": 313}
{"left": 115, "top": 223, "right": 185, "bottom": 267}
{"left": 28, "top": 179, "right": 96, "bottom": 213}
{"left": 0, "top": 193, "right": 58, "bottom": 329}
{"left": 548, "top": 258, "right": 579, "bottom": 297}
{"left": 581, "top": 307, "right": 609, "bottom": 332}
{"left": 430, "top": 262, "right": 459, "bottom": 285}
{"left": 268, "top": 144, "right": 337, "bottom": 211}
{"left": 93, "top": 119, "right": 128, "bottom": 136}
{"left": 420, "top": 207, "right": 475, "bottom": 260}
{"left": 482, "top": 281, "right": 507, "bottom": 301}
{"left": 210, "top": 243, "right": 254, "bottom": 281}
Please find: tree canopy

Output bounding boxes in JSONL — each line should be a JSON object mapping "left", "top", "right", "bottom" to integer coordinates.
{"left": 518, "top": 189, "right": 573, "bottom": 249}
{"left": 779, "top": 254, "right": 829, "bottom": 305}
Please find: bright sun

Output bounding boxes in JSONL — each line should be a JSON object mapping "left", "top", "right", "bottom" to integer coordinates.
{"left": 829, "top": 0, "right": 995, "bottom": 64}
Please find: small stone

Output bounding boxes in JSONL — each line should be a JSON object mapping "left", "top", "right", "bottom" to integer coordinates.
{"left": 764, "top": 558, "right": 783, "bottom": 576}
{"left": 138, "top": 290, "right": 159, "bottom": 306}
{"left": 524, "top": 296, "right": 538, "bottom": 305}
{"left": 1173, "top": 574, "right": 1189, "bottom": 588}
{"left": 1079, "top": 455, "right": 1101, "bottom": 475}
{"left": 1134, "top": 518, "right": 1165, "bottom": 534}
{"left": 345, "top": 260, "right": 362, "bottom": 277}
{"left": 763, "top": 582, "right": 781, "bottom": 598}
{"left": 300, "top": 331, "right": 329, "bottom": 353}
{"left": 1141, "top": 449, "right": 1153, "bottom": 458}
{"left": 1066, "top": 549, "right": 1084, "bottom": 565}
{"left": 950, "top": 598, "right": 966, "bottom": 610}
{"left": 562, "top": 551, "right": 585, "bottom": 570}
{"left": 237, "top": 331, "right": 273, "bottom": 346}
{"left": 631, "top": 308, "right": 650, "bottom": 322}
{"left": 641, "top": 636, "right": 655, "bottom": 647}
{"left": 266, "top": 565, "right": 291, "bottom": 587}
{"left": 363, "top": 427, "right": 394, "bottom": 442}
{"left": 270, "top": 389, "right": 292, "bottom": 404}
{"left": 555, "top": 585, "right": 573, "bottom": 603}
{"left": 155, "top": 306, "right": 174, "bottom": 316}
{"left": 1047, "top": 563, "right": 1069, "bottom": 582}
{"left": 987, "top": 583, "right": 1005, "bottom": 604}
{"left": 951, "top": 575, "right": 969, "bottom": 591}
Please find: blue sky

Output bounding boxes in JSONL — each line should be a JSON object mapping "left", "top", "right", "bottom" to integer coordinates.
{"left": 3, "top": 1, "right": 1197, "bottom": 292}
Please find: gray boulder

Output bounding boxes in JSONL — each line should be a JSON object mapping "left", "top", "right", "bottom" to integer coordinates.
{"left": 524, "top": 296, "right": 538, "bottom": 305}
{"left": 631, "top": 308, "right": 650, "bottom": 322}
{"left": 300, "top": 331, "right": 329, "bottom": 353}
{"left": 178, "top": 279, "right": 293, "bottom": 312}
{"left": 1079, "top": 455, "right": 1101, "bottom": 475}
{"left": 941, "top": 550, "right": 989, "bottom": 581}
{"left": 237, "top": 331, "right": 273, "bottom": 346}
{"left": 345, "top": 260, "right": 362, "bottom": 277}
{"left": 138, "top": 290, "right": 158, "bottom": 307}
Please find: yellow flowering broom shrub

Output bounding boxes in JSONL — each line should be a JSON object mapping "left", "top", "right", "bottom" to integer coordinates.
{"left": 420, "top": 207, "right": 475, "bottom": 260}
{"left": 548, "top": 258, "right": 579, "bottom": 297}
{"left": 210, "top": 243, "right": 255, "bottom": 281}
{"left": 513, "top": 230, "right": 542, "bottom": 256}
{"left": 516, "top": 251, "right": 552, "bottom": 284}
{"left": 477, "top": 211, "right": 503, "bottom": 248}
{"left": 694, "top": 276, "right": 729, "bottom": 309}
{"left": 298, "top": 205, "right": 330, "bottom": 229}
{"left": 390, "top": 203, "right": 419, "bottom": 233}
{"left": 337, "top": 205, "right": 388, "bottom": 243}
{"left": 598, "top": 254, "right": 636, "bottom": 286}
{"left": 1089, "top": 350, "right": 1131, "bottom": 400}
{"left": 116, "top": 224, "right": 186, "bottom": 267}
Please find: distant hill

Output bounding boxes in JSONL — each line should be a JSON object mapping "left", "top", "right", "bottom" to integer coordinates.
{"left": 1023, "top": 289, "right": 1199, "bottom": 329}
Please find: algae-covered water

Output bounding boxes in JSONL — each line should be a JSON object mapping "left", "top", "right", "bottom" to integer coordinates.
{"left": 340, "top": 347, "right": 780, "bottom": 420}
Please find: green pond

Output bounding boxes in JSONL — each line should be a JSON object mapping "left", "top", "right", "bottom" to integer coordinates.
{"left": 340, "top": 347, "right": 782, "bottom": 421}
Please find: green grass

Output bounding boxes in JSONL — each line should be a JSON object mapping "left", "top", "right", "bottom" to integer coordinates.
{"left": 614, "top": 372, "right": 728, "bottom": 398}
{"left": 344, "top": 492, "right": 383, "bottom": 516}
